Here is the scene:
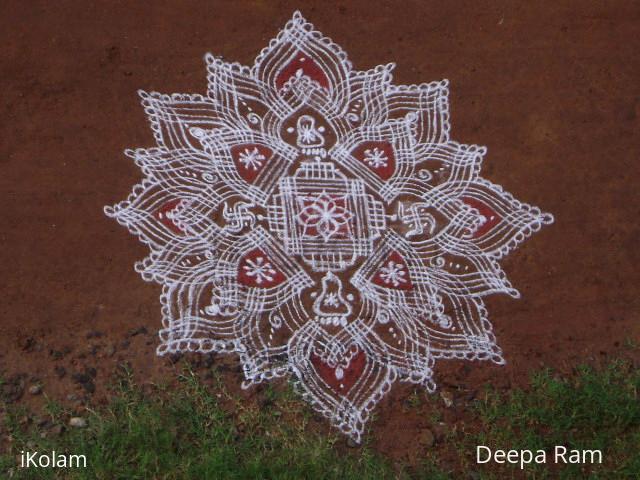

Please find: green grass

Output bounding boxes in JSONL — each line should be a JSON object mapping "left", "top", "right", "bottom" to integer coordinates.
{"left": 0, "top": 367, "right": 422, "bottom": 479}
{"left": 469, "top": 360, "right": 640, "bottom": 479}
{"left": 1, "top": 360, "right": 638, "bottom": 479}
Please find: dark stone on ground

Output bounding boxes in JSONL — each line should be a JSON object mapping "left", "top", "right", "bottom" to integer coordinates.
{"left": 127, "top": 326, "right": 148, "bottom": 337}
{"left": 346, "top": 437, "right": 361, "bottom": 448}
{"left": 81, "top": 381, "right": 96, "bottom": 394}
{"left": 1, "top": 374, "right": 26, "bottom": 403}
{"left": 86, "top": 330, "right": 104, "bottom": 339}
{"left": 418, "top": 428, "right": 435, "bottom": 447}
{"left": 72, "top": 373, "right": 91, "bottom": 384}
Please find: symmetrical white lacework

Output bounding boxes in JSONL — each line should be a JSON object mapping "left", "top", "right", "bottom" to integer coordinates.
{"left": 105, "top": 11, "right": 553, "bottom": 442}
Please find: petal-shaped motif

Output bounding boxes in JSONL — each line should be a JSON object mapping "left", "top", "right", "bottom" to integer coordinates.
{"left": 252, "top": 11, "right": 351, "bottom": 117}
{"left": 386, "top": 80, "right": 451, "bottom": 146}
{"left": 105, "top": 179, "right": 194, "bottom": 249}
{"left": 157, "top": 273, "right": 242, "bottom": 355}
{"left": 139, "top": 91, "right": 222, "bottom": 151}
{"left": 238, "top": 306, "right": 297, "bottom": 388}
{"left": 330, "top": 117, "right": 417, "bottom": 202}
{"left": 205, "top": 54, "right": 268, "bottom": 131}
{"left": 343, "top": 64, "right": 394, "bottom": 129}
{"left": 416, "top": 238, "right": 520, "bottom": 298}
{"left": 462, "top": 178, "right": 554, "bottom": 258}
{"left": 312, "top": 349, "right": 367, "bottom": 394}
{"left": 288, "top": 323, "right": 397, "bottom": 442}
{"left": 401, "top": 142, "right": 485, "bottom": 198}
{"left": 135, "top": 236, "right": 219, "bottom": 284}
{"left": 105, "top": 11, "right": 553, "bottom": 442}
{"left": 363, "top": 302, "right": 436, "bottom": 388}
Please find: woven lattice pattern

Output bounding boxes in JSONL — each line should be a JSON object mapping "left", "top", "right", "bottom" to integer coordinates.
{"left": 105, "top": 11, "right": 553, "bottom": 441}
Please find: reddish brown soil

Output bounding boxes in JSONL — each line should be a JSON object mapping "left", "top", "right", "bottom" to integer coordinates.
{"left": 1, "top": 0, "right": 639, "bottom": 471}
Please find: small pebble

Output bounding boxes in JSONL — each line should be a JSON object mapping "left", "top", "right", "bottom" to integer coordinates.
{"left": 440, "top": 390, "right": 454, "bottom": 408}
{"left": 71, "top": 373, "right": 91, "bottom": 384}
{"left": 82, "top": 382, "right": 96, "bottom": 394}
{"left": 86, "top": 330, "right": 104, "bottom": 339}
{"left": 128, "top": 326, "right": 148, "bottom": 337}
{"left": 50, "top": 350, "right": 65, "bottom": 360}
{"left": 68, "top": 417, "right": 87, "bottom": 428}
{"left": 346, "top": 437, "right": 361, "bottom": 448}
{"left": 418, "top": 428, "right": 435, "bottom": 447}
{"left": 28, "top": 385, "right": 42, "bottom": 395}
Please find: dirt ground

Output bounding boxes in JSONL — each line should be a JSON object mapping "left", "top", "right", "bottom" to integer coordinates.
{"left": 1, "top": 0, "right": 639, "bottom": 468}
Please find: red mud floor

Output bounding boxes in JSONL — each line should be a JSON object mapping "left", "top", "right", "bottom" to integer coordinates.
{"left": 1, "top": 0, "right": 639, "bottom": 468}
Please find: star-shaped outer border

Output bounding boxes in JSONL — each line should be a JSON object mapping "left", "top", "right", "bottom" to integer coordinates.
{"left": 105, "top": 11, "right": 553, "bottom": 442}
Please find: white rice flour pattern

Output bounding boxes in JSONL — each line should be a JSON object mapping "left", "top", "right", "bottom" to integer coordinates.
{"left": 105, "top": 12, "right": 553, "bottom": 442}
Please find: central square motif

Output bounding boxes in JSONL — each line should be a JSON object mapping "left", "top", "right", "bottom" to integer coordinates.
{"left": 296, "top": 192, "right": 353, "bottom": 241}
{"left": 269, "top": 161, "right": 386, "bottom": 272}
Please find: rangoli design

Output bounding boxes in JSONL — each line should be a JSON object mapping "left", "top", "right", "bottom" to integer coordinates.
{"left": 105, "top": 12, "right": 553, "bottom": 441}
